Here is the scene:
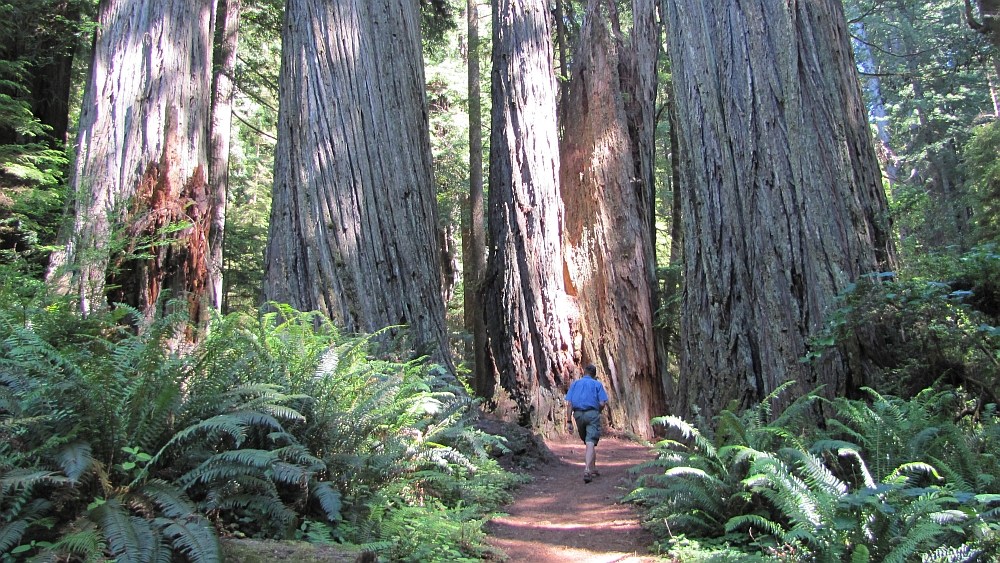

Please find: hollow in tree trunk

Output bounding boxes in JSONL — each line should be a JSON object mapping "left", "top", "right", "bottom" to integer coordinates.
{"left": 47, "top": 0, "right": 217, "bottom": 333}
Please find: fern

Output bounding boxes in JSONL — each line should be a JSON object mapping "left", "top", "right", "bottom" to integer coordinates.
{"left": 90, "top": 500, "right": 145, "bottom": 563}
{"left": 155, "top": 410, "right": 288, "bottom": 458}
{"left": 885, "top": 461, "right": 942, "bottom": 484}
{"left": 212, "top": 494, "right": 297, "bottom": 524}
{"left": 1, "top": 300, "right": 519, "bottom": 561}
{"left": 633, "top": 386, "right": 1000, "bottom": 561}
{"left": 725, "top": 514, "right": 785, "bottom": 538}
{"left": 0, "top": 520, "right": 27, "bottom": 553}
{"left": 651, "top": 415, "right": 719, "bottom": 458}
{"left": 57, "top": 441, "right": 94, "bottom": 481}
{"left": 310, "top": 480, "right": 342, "bottom": 522}
{"left": 1, "top": 469, "right": 67, "bottom": 490}
{"left": 42, "top": 522, "right": 102, "bottom": 561}
{"left": 781, "top": 448, "right": 848, "bottom": 497}
{"left": 137, "top": 480, "right": 197, "bottom": 519}
{"left": 159, "top": 515, "right": 220, "bottom": 563}
{"left": 884, "top": 520, "right": 949, "bottom": 563}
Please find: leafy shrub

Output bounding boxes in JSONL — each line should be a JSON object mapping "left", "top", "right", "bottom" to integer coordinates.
{"left": 628, "top": 386, "right": 1000, "bottom": 562}
{"left": 0, "top": 291, "right": 522, "bottom": 562}
{"left": 805, "top": 248, "right": 1000, "bottom": 399}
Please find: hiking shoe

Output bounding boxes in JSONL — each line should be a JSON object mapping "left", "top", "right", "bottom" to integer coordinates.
{"left": 591, "top": 469, "right": 600, "bottom": 477}
{"left": 583, "top": 471, "right": 592, "bottom": 484}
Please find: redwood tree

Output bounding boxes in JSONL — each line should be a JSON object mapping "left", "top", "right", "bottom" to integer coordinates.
{"left": 263, "top": 0, "right": 451, "bottom": 365}
{"left": 664, "top": 0, "right": 896, "bottom": 417}
{"left": 47, "top": 0, "right": 217, "bottom": 327}
{"left": 207, "top": 0, "right": 242, "bottom": 312}
{"left": 462, "top": 0, "right": 490, "bottom": 397}
{"left": 486, "top": 0, "right": 576, "bottom": 430}
{"left": 560, "top": 0, "right": 665, "bottom": 439}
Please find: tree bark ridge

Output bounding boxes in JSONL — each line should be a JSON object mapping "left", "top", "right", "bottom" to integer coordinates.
{"left": 264, "top": 0, "right": 451, "bottom": 366}
{"left": 665, "top": 0, "right": 896, "bottom": 417}
{"left": 47, "top": 0, "right": 217, "bottom": 327}
{"left": 487, "top": 0, "right": 576, "bottom": 430}
{"left": 560, "top": 0, "right": 665, "bottom": 440}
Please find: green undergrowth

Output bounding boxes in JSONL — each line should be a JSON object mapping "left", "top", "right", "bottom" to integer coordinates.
{"left": 627, "top": 383, "right": 1000, "bottom": 562}
{"left": 629, "top": 245, "right": 1000, "bottom": 562}
{"left": 0, "top": 278, "right": 524, "bottom": 563}
{"left": 806, "top": 244, "right": 1000, "bottom": 399}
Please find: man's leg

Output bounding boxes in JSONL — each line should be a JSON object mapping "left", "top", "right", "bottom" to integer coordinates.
{"left": 583, "top": 410, "right": 600, "bottom": 475}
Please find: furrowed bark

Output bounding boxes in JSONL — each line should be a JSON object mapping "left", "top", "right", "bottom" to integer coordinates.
{"left": 264, "top": 0, "right": 451, "bottom": 368}
{"left": 486, "top": 0, "right": 576, "bottom": 431}
{"left": 560, "top": 0, "right": 665, "bottom": 440}
{"left": 665, "top": 0, "right": 896, "bottom": 417}
{"left": 47, "top": 0, "right": 217, "bottom": 331}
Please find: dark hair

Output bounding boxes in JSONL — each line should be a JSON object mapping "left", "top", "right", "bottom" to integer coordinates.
{"left": 584, "top": 364, "right": 597, "bottom": 377}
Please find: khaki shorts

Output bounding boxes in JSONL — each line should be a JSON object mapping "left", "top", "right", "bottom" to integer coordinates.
{"left": 573, "top": 409, "right": 601, "bottom": 445}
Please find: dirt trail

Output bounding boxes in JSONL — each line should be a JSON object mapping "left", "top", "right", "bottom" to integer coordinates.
{"left": 486, "top": 436, "right": 661, "bottom": 563}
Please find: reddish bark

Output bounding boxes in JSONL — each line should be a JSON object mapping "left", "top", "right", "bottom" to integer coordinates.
{"left": 47, "top": 0, "right": 217, "bottom": 330}
{"left": 108, "top": 131, "right": 212, "bottom": 333}
{"left": 560, "top": 1, "right": 665, "bottom": 440}
{"left": 486, "top": 0, "right": 577, "bottom": 431}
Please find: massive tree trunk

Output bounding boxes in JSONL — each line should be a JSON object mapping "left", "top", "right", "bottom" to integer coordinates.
{"left": 629, "top": 0, "right": 673, "bottom": 416}
{"left": 463, "top": 0, "right": 491, "bottom": 398}
{"left": 486, "top": 0, "right": 576, "bottom": 431}
{"left": 47, "top": 0, "right": 217, "bottom": 328}
{"left": 560, "top": 0, "right": 664, "bottom": 440}
{"left": 665, "top": 0, "right": 896, "bottom": 418}
{"left": 622, "top": 0, "right": 659, "bottom": 253}
{"left": 207, "top": 0, "right": 242, "bottom": 312}
{"left": 263, "top": 0, "right": 451, "bottom": 367}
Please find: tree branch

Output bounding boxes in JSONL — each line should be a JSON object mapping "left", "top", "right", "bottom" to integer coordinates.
{"left": 232, "top": 111, "right": 276, "bottom": 141}
{"left": 966, "top": 0, "right": 987, "bottom": 33}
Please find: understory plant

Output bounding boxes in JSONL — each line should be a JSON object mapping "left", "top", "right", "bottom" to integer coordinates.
{"left": 194, "top": 305, "right": 524, "bottom": 561}
{"left": 627, "top": 385, "right": 1000, "bottom": 562}
{"left": 0, "top": 289, "right": 522, "bottom": 563}
{"left": 808, "top": 245, "right": 1000, "bottom": 401}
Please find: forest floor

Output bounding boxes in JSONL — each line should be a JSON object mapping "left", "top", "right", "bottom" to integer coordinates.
{"left": 485, "top": 436, "right": 664, "bottom": 563}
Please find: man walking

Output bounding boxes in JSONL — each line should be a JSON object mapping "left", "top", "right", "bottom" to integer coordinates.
{"left": 565, "top": 363, "right": 608, "bottom": 483}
